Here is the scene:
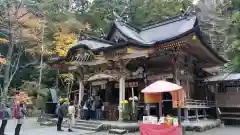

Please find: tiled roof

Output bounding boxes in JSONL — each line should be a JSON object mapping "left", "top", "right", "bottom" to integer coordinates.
{"left": 204, "top": 73, "right": 240, "bottom": 82}
{"left": 71, "top": 14, "right": 197, "bottom": 50}
{"left": 114, "top": 15, "right": 197, "bottom": 45}
{"left": 114, "top": 21, "right": 152, "bottom": 45}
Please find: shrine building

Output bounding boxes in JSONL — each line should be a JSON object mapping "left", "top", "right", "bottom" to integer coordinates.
{"left": 47, "top": 13, "right": 226, "bottom": 121}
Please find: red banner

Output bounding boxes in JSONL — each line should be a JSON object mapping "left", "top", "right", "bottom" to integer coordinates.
{"left": 140, "top": 124, "right": 181, "bottom": 135}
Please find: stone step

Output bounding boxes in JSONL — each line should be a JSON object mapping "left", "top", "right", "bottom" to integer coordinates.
{"left": 62, "top": 124, "right": 99, "bottom": 131}
{"left": 63, "top": 119, "right": 103, "bottom": 131}
{"left": 221, "top": 117, "right": 240, "bottom": 120}
{"left": 75, "top": 122, "right": 100, "bottom": 128}
{"left": 109, "top": 129, "right": 127, "bottom": 134}
{"left": 75, "top": 119, "right": 102, "bottom": 125}
{"left": 182, "top": 120, "right": 221, "bottom": 132}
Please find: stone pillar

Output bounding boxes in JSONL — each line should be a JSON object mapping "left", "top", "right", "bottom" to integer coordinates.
{"left": 119, "top": 76, "right": 125, "bottom": 121}
{"left": 195, "top": 108, "right": 199, "bottom": 121}
{"left": 184, "top": 108, "right": 189, "bottom": 122}
{"left": 78, "top": 79, "right": 84, "bottom": 118}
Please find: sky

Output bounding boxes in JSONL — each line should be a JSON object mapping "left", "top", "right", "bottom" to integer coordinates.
{"left": 193, "top": 0, "right": 200, "bottom": 5}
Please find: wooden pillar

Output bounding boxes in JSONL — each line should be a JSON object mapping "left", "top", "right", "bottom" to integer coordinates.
{"left": 214, "top": 84, "right": 220, "bottom": 120}
{"left": 195, "top": 108, "right": 199, "bottom": 121}
{"left": 172, "top": 54, "right": 181, "bottom": 124}
{"left": 78, "top": 79, "right": 84, "bottom": 105}
{"left": 184, "top": 108, "right": 189, "bottom": 122}
{"left": 203, "top": 108, "right": 207, "bottom": 120}
{"left": 186, "top": 79, "right": 190, "bottom": 98}
{"left": 159, "top": 93, "right": 162, "bottom": 116}
{"left": 78, "top": 79, "right": 84, "bottom": 118}
{"left": 118, "top": 75, "right": 125, "bottom": 121}
{"left": 184, "top": 76, "right": 190, "bottom": 122}
{"left": 142, "top": 64, "right": 150, "bottom": 116}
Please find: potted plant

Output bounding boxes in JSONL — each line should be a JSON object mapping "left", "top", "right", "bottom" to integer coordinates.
{"left": 120, "top": 100, "right": 130, "bottom": 121}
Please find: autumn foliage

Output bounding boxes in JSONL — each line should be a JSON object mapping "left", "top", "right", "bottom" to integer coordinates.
{"left": 0, "top": 38, "right": 9, "bottom": 44}
{"left": 52, "top": 27, "right": 78, "bottom": 56}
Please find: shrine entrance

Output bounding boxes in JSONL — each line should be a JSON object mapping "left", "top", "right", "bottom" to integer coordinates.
{"left": 162, "top": 92, "right": 173, "bottom": 116}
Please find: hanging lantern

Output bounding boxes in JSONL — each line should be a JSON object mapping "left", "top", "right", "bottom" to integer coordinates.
{"left": 192, "top": 35, "right": 197, "bottom": 40}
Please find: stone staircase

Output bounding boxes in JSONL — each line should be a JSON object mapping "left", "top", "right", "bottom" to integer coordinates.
{"left": 63, "top": 119, "right": 103, "bottom": 131}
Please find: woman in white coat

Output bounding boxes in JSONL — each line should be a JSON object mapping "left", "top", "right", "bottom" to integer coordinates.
{"left": 68, "top": 101, "right": 75, "bottom": 132}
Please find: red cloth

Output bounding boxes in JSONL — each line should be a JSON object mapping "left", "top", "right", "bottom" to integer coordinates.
{"left": 140, "top": 124, "right": 182, "bottom": 135}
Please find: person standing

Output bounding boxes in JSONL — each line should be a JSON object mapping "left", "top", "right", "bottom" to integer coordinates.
{"left": 89, "top": 96, "right": 96, "bottom": 120}
{"left": 95, "top": 97, "right": 103, "bottom": 120}
{"left": 82, "top": 100, "right": 87, "bottom": 120}
{"left": 0, "top": 104, "right": 12, "bottom": 135}
{"left": 68, "top": 101, "right": 75, "bottom": 132}
{"left": 14, "top": 102, "right": 26, "bottom": 135}
{"left": 57, "top": 101, "right": 65, "bottom": 131}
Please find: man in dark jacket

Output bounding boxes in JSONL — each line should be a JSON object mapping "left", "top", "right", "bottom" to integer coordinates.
{"left": 0, "top": 104, "right": 11, "bottom": 135}
{"left": 57, "top": 102, "right": 65, "bottom": 131}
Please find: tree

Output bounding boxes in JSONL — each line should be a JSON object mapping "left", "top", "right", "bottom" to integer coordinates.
{"left": 76, "top": 0, "right": 192, "bottom": 36}
{"left": 131, "top": 0, "right": 192, "bottom": 25}
{"left": 227, "top": 0, "right": 240, "bottom": 71}
{"left": 20, "top": 0, "right": 91, "bottom": 99}
{"left": 0, "top": 0, "right": 45, "bottom": 103}
{"left": 59, "top": 73, "right": 75, "bottom": 97}
{"left": 195, "top": 0, "right": 231, "bottom": 59}
{"left": 0, "top": 0, "right": 88, "bottom": 103}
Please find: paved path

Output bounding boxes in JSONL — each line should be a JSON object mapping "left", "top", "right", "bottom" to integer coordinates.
{"left": 5, "top": 126, "right": 240, "bottom": 135}
{"left": 6, "top": 127, "right": 95, "bottom": 135}
{"left": 5, "top": 118, "right": 43, "bottom": 133}
{"left": 4, "top": 118, "right": 94, "bottom": 135}
{"left": 185, "top": 126, "right": 240, "bottom": 135}
{"left": 3, "top": 118, "right": 240, "bottom": 135}
{"left": 92, "top": 126, "right": 240, "bottom": 135}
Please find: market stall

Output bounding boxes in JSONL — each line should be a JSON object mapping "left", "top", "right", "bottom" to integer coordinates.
{"left": 140, "top": 80, "right": 184, "bottom": 135}
{"left": 140, "top": 124, "right": 181, "bottom": 135}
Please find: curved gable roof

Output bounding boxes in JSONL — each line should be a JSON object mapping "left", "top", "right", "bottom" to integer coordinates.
{"left": 112, "top": 15, "right": 197, "bottom": 45}
{"left": 70, "top": 39, "right": 112, "bottom": 51}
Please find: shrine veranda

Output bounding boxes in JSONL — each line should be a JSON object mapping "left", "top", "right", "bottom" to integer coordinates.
{"left": 47, "top": 13, "right": 226, "bottom": 121}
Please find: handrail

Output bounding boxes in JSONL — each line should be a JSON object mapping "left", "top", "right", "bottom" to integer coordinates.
{"left": 185, "top": 99, "right": 215, "bottom": 107}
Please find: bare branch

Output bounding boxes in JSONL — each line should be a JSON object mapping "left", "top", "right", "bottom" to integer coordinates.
{"left": 15, "top": 0, "right": 23, "bottom": 15}
{"left": 16, "top": 12, "right": 29, "bottom": 21}
{"left": 16, "top": 61, "right": 37, "bottom": 71}
{"left": 6, "top": 50, "right": 22, "bottom": 89}
{"left": 10, "top": 55, "right": 18, "bottom": 75}
{"left": 0, "top": 86, "right": 3, "bottom": 97}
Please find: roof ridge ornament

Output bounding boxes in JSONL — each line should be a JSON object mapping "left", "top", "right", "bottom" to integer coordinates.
{"left": 113, "top": 11, "right": 127, "bottom": 24}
